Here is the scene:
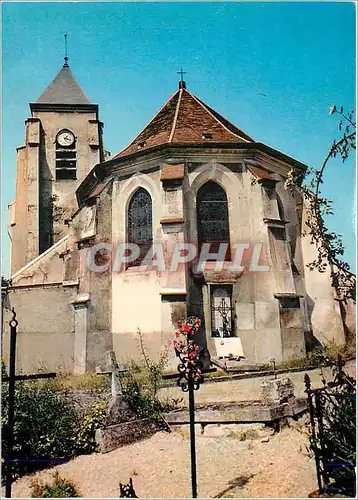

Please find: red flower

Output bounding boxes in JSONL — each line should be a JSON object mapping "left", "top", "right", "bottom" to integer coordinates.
{"left": 184, "top": 324, "right": 191, "bottom": 333}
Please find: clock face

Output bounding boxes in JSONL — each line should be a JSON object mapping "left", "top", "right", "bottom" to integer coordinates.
{"left": 57, "top": 130, "right": 75, "bottom": 147}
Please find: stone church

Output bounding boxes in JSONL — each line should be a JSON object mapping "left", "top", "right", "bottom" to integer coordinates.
{"left": 3, "top": 58, "right": 352, "bottom": 373}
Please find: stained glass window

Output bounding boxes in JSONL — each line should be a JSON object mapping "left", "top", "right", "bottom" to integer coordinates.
{"left": 197, "top": 181, "right": 230, "bottom": 259}
{"left": 127, "top": 188, "right": 153, "bottom": 267}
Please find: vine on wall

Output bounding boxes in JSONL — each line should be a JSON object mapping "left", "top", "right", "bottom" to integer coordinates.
{"left": 285, "top": 106, "right": 356, "bottom": 302}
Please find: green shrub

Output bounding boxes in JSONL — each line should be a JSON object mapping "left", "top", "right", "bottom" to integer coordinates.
{"left": 2, "top": 383, "right": 78, "bottom": 480}
{"left": 2, "top": 359, "right": 8, "bottom": 378}
{"left": 1, "top": 383, "right": 107, "bottom": 481}
{"left": 121, "top": 331, "right": 181, "bottom": 421}
{"left": 30, "top": 471, "right": 80, "bottom": 497}
{"left": 122, "top": 370, "right": 165, "bottom": 421}
{"left": 307, "top": 356, "right": 356, "bottom": 496}
{"left": 73, "top": 402, "right": 107, "bottom": 454}
{"left": 308, "top": 339, "right": 356, "bottom": 368}
{"left": 266, "top": 340, "right": 356, "bottom": 373}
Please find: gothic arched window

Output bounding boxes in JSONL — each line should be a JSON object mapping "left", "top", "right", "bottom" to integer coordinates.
{"left": 197, "top": 181, "right": 230, "bottom": 259}
{"left": 127, "top": 188, "right": 153, "bottom": 267}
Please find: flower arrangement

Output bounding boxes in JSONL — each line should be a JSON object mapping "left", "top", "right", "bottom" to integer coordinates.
{"left": 173, "top": 317, "right": 203, "bottom": 391}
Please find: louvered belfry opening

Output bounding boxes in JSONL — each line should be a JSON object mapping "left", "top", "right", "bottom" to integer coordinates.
{"left": 127, "top": 188, "right": 153, "bottom": 267}
{"left": 197, "top": 181, "right": 231, "bottom": 260}
{"left": 55, "top": 134, "right": 77, "bottom": 180}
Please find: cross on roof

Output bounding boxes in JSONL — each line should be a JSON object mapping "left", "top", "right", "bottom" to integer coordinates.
{"left": 64, "top": 33, "right": 69, "bottom": 67}
{"left": 177, "top": 68, "right": 187, "bottom": 81}
{"left": 96, "top": 350, "right": 128, "bottom": 398}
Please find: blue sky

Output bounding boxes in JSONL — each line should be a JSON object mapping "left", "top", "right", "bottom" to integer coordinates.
{"left": 2, "top": 2, "right": 356, "bottom": 276}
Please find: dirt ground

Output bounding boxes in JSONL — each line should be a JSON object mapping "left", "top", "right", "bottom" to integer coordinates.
{"left": 9, "top": 361, "right": 356, "bottom": 498}
{"left": 11, "top": 424, "right": 317, "bottom": 498}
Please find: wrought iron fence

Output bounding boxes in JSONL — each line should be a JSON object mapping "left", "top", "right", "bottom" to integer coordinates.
{"left": 305, "top": 361, "right": 356, "bottom": 497}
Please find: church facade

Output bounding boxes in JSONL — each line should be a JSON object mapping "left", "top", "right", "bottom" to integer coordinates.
{"left": 3, "top": 61, "right": 351, "bottom": 373}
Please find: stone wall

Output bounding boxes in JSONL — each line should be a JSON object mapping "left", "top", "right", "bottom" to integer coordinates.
{"left": 300, "top": 202, "right": 346, "bottom": 346}
{"left": 3, "top": 284, "right": 77, "bottom": 373}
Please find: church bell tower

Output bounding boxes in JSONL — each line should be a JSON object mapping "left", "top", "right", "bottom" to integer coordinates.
{"left": 9, "top": 55, "right": 104, "bottom": 275}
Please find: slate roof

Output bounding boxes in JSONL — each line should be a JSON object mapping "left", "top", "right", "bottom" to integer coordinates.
{"left": 113, "top": 86, "right": 254, "bottom": 158}
{"left": 35, "top": 64, "right": 91, "bottom": 105}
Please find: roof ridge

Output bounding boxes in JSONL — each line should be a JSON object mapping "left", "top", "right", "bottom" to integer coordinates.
{"left": 64, "top": 66, "right": 91, "bottom": 103}
{"left": 169, "top": 88, "right": 183, "bottom": 143}
{"left": 186, "top": 89, "right": 252, "bottom": 143}
{"left": 35, "top": 65, "right": 91, "bottom": 105}
{"left": 12, "top": 235, "right": 69, "bottom": 280}
{"left": 113, "top": 89, "right": 180, "bottom": 159}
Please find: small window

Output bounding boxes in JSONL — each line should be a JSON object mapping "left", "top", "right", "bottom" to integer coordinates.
{"left": 202, "top": 132, "right": 213, "bottom": 139}
{"left": 55, "top": 130, "right": 77, "bottom": 180}
{"left": 210, "top": 285, "right": 234, "bottom": 338}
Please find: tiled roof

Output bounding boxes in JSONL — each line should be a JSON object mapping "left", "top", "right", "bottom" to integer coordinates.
{"left": 114, "top": 87, "right": 254, "bottom": 158}
{"left": 35, "top": 64, "right": 91, "bottom": 105}
{"left": 247, "top": 165, "right": 278, "bottom": 182}
{"left": 87, "top": 181, "right": 109, "bottom": 199}
{"left": 160, "top": 163, "right": 185, "bottom": 181}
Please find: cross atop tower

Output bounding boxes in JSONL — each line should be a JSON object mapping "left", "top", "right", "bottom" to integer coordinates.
{"left": 63, "top": 33, "right": 69, "bottom": 67}
{"left": 177, "top": 68, "right": 187, "bottom": 89}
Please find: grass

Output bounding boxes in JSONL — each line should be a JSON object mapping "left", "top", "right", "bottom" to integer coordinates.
{"left": 30, "top": 471, "right": 81, "bottom": 498}
{"left": 203, "top": 369, "right": 227, "bottom": 378}
{"left": 14, "top": 339, "right": 356, "bottom": 392}
{"left": 28, "top": 372, "right": 110, "bottom": 392}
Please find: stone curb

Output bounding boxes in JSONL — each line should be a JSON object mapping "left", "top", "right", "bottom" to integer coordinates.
{"left": 160, "top": 364, "right": 319, "bottom": 388}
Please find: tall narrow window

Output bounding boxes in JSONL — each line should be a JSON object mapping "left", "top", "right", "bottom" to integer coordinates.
{"left": 197, "top": 181, "right": 230, "bottom": 259}
{"left": 210, "top": 285, "right": 234, "bottom": 337}
{"left": 55, "top": 130, "right": 77, "bottom": 180}
{"left": 127, "top": 188, "right": 153, "bottom": 267}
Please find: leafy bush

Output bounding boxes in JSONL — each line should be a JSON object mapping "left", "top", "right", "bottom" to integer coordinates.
{"left": 1, "top": 382, "right": 107, "bottom": 481}
{"left": 122, "top": 366, "right": 177, "bottom": 421}
{"left": 136, "top": 328, "right": 169, "bottom": 397}
{"left": 307, "top": 356, "right": 356, "bottom": 496}
{"left": 307, "top": 339, "right": 356, "bottom": 368}
{"left": 2, "top": 359, "right": 8, "bottom": 378}
{"left": 2, "top": 382, "right": 78, "bottom": 480}
{"left": 264, "top": 340, "right": 356, "bottom": 373}
{"left": 30, "top": 471, "right": 80, "bottom": 497}
{"left": 121, "top": 330, "right": 181, "bottom": 421}
{"left": 74, "top": 401, "right": 107, "bottom": 454}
